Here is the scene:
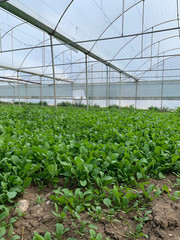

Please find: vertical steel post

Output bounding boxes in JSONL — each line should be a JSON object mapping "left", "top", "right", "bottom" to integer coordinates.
{"left": 12, "top": 29, "right": 13, "bottom": 68}
{"left": 150, "top": 27, "right": 153, "bottom": 69}
{"left": 109, "top": 68, "right": 111, "bottom": 106}
{"left": 161, "top": 53, "right": 165, "bottom": 110}
{"left": 177, "top": 0, "right": 180, "bottom": 39}
{"left": 106, "top": 65, "right": 109, "bottom": 107}
{"left": 17, "top": 71, "right": 20, "bottom": 106}
{"left": 91, "top": 64, "right": 93, "bottom": 106}
{"left": 119, "top": 73, "right": 122, "bottom": 109}
{"left": 40, "top": 76, "right": 43, "bottom": 106}
{"left": 13, "top": 83, "right": 15, "bottom": 102}
{"left": 26, "top": 83, "right": 27, "bottom": 104}
{"left": 72, "top": 82, "right": 73, "bottom": 104}
{"left": 85, "top": 54, "right": 88, "bottom": 111}
{"left": 122, "top": 0, "right": 125, "bottom": 36}
{"left": 135, "top": 80, "right": 138, "bottom": 109}
{"left": 42, "top": 32, "right": 45, "bottom": 106}
{"left": 50, "top": 35, "right": 57, "bottom": 108}
{"left": 141, "top": 0, "right": 145, "bottom": 58}
{"left": 157, "top": 41, "right": 160, "bottom": 78}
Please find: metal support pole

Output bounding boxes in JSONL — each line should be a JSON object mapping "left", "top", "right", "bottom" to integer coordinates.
{"left": 161, "top": 53, "right": 165, "bottom": 110}
{"left": 122, "top": 0, "right": 125, "bottom": 36}
{"left": 150, "top": 27, "right": 153, "bottom": 69}
{"left": 85, "top": 54, "right": 88, "bottom": 111}
{"left": 40, "top": 76, "right": 43, "bottom": 106}
{"left": 119, "top": 73, "right": 122, "bottom": 109}
{"left": 72, "top": 83, "right": 73, "bottom": 104}
{"left": 141, "top": 0, "right": 145, "bottom": 58}
{"left": 157, "top": 41, "right": 160, "bottom": 78}
{"left": 135, "top": 81, "right": 138, "bottom": 109}
{"left": 12, "top": 29, "right": 13, "bottom": 67}
{"left": 42, "top": 32, "right": 45, "bottom": 106}
{"left": 177, "top": 0, "right": 180, "bottom": 39}
{"left": 26, "top": 83, "right": 27, "bottom": 104}
{"left": 13, "top": 83, "right": 15, "bottom": 102}
{"left": 17, "top": 71, "right": 20, "bottom": 106}
{"left": 106, "top": 65, "right": 109, "bottom": 107}
{"left": 91, "top": 64, "right": 93, "bottom": 106}
{"left": 50, "top": 35, "right": 57, "bottom": 108}
{"left": 109, "top": 68, "right": 111, "bottom": 106}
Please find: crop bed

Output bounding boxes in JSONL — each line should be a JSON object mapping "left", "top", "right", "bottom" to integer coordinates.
{"left": 0, "top": 105, "right": 179, "bottom": 240}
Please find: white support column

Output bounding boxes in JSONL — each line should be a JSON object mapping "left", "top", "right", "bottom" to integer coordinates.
{"left": 50, "top": 35, "right": 57, "bottom": 108}
{"left": 157, "top": 41, "right": 160, "bottom": 78}
{"left": 161, "top": 53, "right": 165, "bottom": 110}
{"left": 85, "top": 54, "right": 89, "bottom": 111}
{"left": 135, "top": 81, "right": 138, "bottom": 109}
{"left": 109, "top": 68, "right": 111, "bottom": 106}
{"left": 26, "top": 83, "right": 27, "bottom": 104}
{"left": 122, "top": 0, "right": 125, "bottom": 36}
{"left": 150, "top": 27, "right": 153, "bottom": 70}
{"left": 17, "top": 71, "right": 20, "bottom": 106}
{"left": 72, "top": 82, "right": 73, "bottom": 104}
{"left": 12, "top": 29, "right": 14, "bottom": 68}
{"left": 91, "top": 64, "right": 93, "bottom": 107}
{"left": 14, "top": 83, "right": 15, "bottom": 102}
{"left": 141, "top": 0, "right": 145, "bottom": 58}
{"left": 106, "top": 65, "right": 109, "bottom": 107}
{"left": 119, "top": 73, "right": 122, "bottom": 109}
{"left": 40, "top": 76, "right": 43, "bottom": 106}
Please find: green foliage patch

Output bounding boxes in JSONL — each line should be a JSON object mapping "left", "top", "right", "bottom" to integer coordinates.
{"left": 0, "top": 105, "right": 180, "bottom": 239}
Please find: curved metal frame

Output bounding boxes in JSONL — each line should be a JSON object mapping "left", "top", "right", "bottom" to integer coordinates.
{"left": 123, "top": 34, "right": 180, "bottom": 72}
{"left": 109, "top": 18, "right": 180, "bottom": 68}
{"left": 53, "top": 0, "right": 75, "bottom": 33}
{"left": 89, "top": 0, "right": 143, "bottom": 52}
{"left": 138, "top": 48, "right": 180, "bottom": 79}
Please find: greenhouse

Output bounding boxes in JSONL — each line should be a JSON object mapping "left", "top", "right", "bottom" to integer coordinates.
{"left": 1, "top": 0, "right": 180, "bottom": 108}
{"left": 0, "top": 1, "right": 180, "bottom": 240}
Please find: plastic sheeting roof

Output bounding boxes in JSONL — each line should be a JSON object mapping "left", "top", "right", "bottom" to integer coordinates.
{"left": 0, "top": 0, "right": 180, "bottom": 84}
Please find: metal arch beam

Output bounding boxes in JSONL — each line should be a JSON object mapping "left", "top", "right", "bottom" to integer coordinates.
{"left": 124, "top": 34, "right": 180, "bottom": 72}
{"left": 109, "top": 18, "right": 180, "bottom": 69}
{"left": 89, "top": 0, "right": 142, "bottom": 52}
{"left": 53, "top": 0, "right": 75, "bottom": 34}
{"left": 0, "top": 64, "right": 71, "bottom": 83}
{"left": 13, "top": 36, "right": 73, "bottom": 83}
{"left": 1, "top": 22, "right": 26, "bottom": 40}
{"left": 0, "top": 75, "right": 41, "bottom": 85}
{"left": 134, "top": 47, "right": 180, "bottom": 77}
{"left": 0, "top": 1, "right": 138, "bottom": 81}
{"left": 138, "top": 49, "right": 180, "bottom": 79}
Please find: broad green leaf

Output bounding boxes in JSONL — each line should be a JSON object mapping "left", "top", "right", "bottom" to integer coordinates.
{"left": 7, "top": 191, "right": 17, "bottom": 200}
{"left": 47, "top": 164, "right": 57, "bottom": 178}
{"left": 11, "top": 236, "right": 21, "bottom": 240}
{"left": 103, "top": 198, "right": 111, "bottom": 208}
{"left": 0, "top": 227, "right": 6, "bottom": 238}
{"left": 80, "top": 180, "right": 87, "bottom": 187}
{"left": 74, "top": 157, "right": 84, "bottom": 167}
{"left": 137, "top": 172, "right": 143, "bottom": 180}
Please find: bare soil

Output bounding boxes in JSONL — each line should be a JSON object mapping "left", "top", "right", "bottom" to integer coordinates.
{"left": 9, "top": 175, "right": 180, "bottom": 240}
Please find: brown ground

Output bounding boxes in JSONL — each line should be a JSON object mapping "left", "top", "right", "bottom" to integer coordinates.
{"left": 7, "top": 175, "right": 180, "bottom": 240}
